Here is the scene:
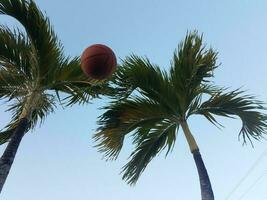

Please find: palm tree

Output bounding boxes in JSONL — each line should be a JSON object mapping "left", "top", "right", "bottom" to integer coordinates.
{"left": 94, "top": 32, "right": 267, "bottom": 199}
{"left": 0, "top": 0, "right": 113, "bottom": 193}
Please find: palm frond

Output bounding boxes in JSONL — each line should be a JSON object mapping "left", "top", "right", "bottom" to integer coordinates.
{"left": 0, "top": 68, "right": 28, "bottom": 100}
{"left": 121, "top": 121, "right": 177, "bottom": 185}
{"left": 115, "top": 55, "right": 179, "bottom": 114}
{"left": 193, "top": 89, "right": 267, "bottom": 144}
{"left": 50, "top": 57, "right": 115, "bottom": 106}
{"left": 0, "top": 25, "right": 34, "bottom": 78}
{"left": 170, "top": 31, "right": 218, "bottom": 113}
{"left": 0, "top": 0, "right": 63, "bottom": 82}
{"left": 94, "top": 96, "right": 176, "bottom": 160}
{"left": 94, "top": 96, "right": 178, "bottom": 184}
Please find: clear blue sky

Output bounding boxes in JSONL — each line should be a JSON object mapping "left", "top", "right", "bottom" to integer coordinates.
{"left": 1, "top": 0, "right": 267, "bottom": 199}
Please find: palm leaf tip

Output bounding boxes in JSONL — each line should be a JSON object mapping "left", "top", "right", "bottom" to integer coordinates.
{"left": 171, "top": 31, "right": 218, "bottom": 88}
{"left": 238, "top": 110, "right": 267, "bottom": 145}
{"left": 194, "top": 89, "right": 267, "bottom": 145}
{"left": 93, "top": 109, "right": 126, "bottom": 160}
{"left": 93, "top": 129, "right": 124, "bottom": 160}
{"left": 121, "top": 122, "right": 177, "bottom": 185}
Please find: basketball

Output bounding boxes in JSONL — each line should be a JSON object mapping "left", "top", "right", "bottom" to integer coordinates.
{"left": 80, "top": 44, "right": 117, "bottom": 80}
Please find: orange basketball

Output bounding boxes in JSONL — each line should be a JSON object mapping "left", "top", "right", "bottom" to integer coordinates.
{"left": 81, "top": 44, "right": 117, "bottom": 80}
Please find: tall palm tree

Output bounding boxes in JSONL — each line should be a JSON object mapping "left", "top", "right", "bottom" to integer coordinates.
{"left": 0, "top": 0, "right": 113, "bottom": 193}
{"left": 94, "top": 32, "right": 267, "bottom": 199}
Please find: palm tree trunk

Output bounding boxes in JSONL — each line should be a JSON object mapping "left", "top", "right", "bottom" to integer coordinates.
{"left": 192, "top": 149, "right": 214, "bottom": 200}
{"left": 0, "top": 92, "right": 38, "bottom": 193}
{"left": 180, "top": 121, "right": 214, "bottom": 200}
{"left": 0, "top": 117, "right": 29, "bottom": 193}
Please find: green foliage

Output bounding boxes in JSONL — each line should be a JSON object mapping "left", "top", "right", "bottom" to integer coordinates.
{"left": 95, "top": 96, "right": 176, "bottom": 160}
{"left": 0, "top": 26, "right": 32, "bottom": 78}
{"left": 121, "top": 120, "right": 177, "bottom": 184}
{"left": 94, "top": 31, "right": 267, "bottom": 184}
{"left": 0, "top": 0, "right": 63, "bottom": 83}
{"left": 0, "top": 0, "right": 114, "bottom": 144}
{"left": 51, "top": 57, "right": 115, "bottom": 106}
{"left": 170, "top": 32, "right": 218, "bottom": 115}
{"left": 192, "top": 89, "right": 267, "bottom": 145}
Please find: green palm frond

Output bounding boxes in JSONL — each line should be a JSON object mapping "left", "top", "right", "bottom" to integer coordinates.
{"left": 121, "top": 121, "right": 177, "bottom": 185}
{"left": 53, "top": 57, "right": 87, "bottom": 83}
{"left": 170, "top": 31, "right": 218, "bottom": 113}
{"left": 50, "top": 57, "right": 115, "bottom": 106}
{"left": 115, "top": 56, "right": 179, "bottom": 114}
{"left": 94, "top": 96, "right": 178, "bottom": 184}
{"left": 0, "top": 25, "right": 33, "bottom": 78}
{"left": 0, "top": 25, "right": 32, "bottom": 101}
{"left": 193, "top": 89, "right": 267, "bottom": 144}
{"left": 0, "top": 68, "right": 28, "bottom": 100}
{"left": 94, "top": 96, "right": 176, "bottom": 159}
{"left": 115, "top": 55, "right": 165, "bottom": 95}
{"left": 0, "top": 0, "right": 63, "bottom": 82}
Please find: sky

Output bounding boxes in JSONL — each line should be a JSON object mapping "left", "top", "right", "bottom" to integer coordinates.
{"left": 1, "top": 0, "right": 267, "bottom": 199}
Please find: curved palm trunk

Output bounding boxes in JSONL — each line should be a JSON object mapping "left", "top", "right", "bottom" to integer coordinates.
{"left": 0, "top": 117, "right": 29, "bottom": 193}
{"left": 0, "top": 92, "right": 38, "bottom": 193}
{"left": 181, "top": 121, "right": 214, "bottom": 200}
{"left": 192, "top": 149, "right": 214, "bottom": 200}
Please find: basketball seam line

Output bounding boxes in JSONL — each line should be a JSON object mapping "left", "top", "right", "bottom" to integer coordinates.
{"left": 81, "top": 53, "right": 109, "bottom": 62}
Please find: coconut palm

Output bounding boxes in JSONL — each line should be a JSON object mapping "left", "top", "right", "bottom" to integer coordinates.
{"left": 94, "top": 32, "right": 267, "bottom": 199}
{"left": 0, "top": 0, "right": 113, "bottom": 193}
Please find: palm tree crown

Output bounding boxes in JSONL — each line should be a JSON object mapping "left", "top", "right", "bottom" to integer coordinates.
{"left": 0, "top": 0, "right": 112, "bottom": 143}
{"left": 94, "top": 31, "right": 267, "bottom": 186}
